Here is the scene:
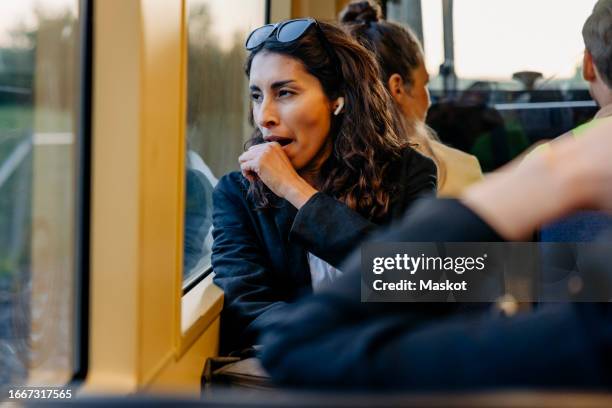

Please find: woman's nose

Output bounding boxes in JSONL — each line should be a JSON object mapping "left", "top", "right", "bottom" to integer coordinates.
{"left": 257, "top": 97, "right": 280, "bottom": 129}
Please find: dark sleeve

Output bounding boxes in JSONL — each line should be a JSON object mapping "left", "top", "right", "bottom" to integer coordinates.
{"left": 211, "top": 174, "right": 289, "bottom": 353}
{"left": 260, "top": 199, "right": 612, "bottom": 389}
{"left": 261, "top": 298, "right": 612, "bottom": 390}
{"left": 289, "top": 149, "right": 437, "bottom": 267}
{"left": 397, "top": 147, "right": 438, "bottom": 207}
{"left": 289, "top": 193, "right": 376, "bottom": 267}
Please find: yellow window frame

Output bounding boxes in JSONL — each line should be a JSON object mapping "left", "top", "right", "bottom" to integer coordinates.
{"left": 85, "top": 0, "right": 222, "bottom": 395}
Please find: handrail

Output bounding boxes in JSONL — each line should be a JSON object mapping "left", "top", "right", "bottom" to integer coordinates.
{"left": 0, "top": 135, "right": 31, "bottom": 190}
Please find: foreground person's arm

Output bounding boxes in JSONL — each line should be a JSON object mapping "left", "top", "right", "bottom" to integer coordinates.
{"left": 259, "top": 121, "right": 612, "bottom": 389}
{"left": 463, "top": 123, "right": 612, "bottom": 240}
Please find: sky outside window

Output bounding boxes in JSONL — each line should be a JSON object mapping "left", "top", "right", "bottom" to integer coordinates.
{"left": 421, "top": 0, "right": 598, "bottom": 82}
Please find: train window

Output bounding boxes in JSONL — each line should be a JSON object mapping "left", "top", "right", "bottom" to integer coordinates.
{"left": 0, "top": 0, "right": 81, "bottom": 388}
{"left": 421, "top": 0, "right": 598, "bottom": 91}
{"left": 390, "top": 0, "right": 599, "bottom": 171}
{"left": 183, "top": 0, "right": 266, "bottom": 289}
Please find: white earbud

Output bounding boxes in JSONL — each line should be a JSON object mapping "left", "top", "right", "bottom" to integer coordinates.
{"left": 333, "top": 97, "right": 345, "bottom": 116}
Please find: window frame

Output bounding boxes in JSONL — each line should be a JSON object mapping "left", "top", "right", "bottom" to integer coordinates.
{"left": 180, "top": 0, "right": 270, "bottom": 294}
{"left": 71, "top": 0, "right": 94, "bottom": 384}
{"left": 6, "top": 0, "right": 88, "bottom": 387}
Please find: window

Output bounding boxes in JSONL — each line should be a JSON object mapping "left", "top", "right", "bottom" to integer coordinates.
{"left": 0, "top": 0, "right": 81, "bottom": 388}
{"left": 183, "top": 0, "right": 266, "bottom": 289}
{"left": 390, "top": 0, "right": 599, "bottom": 171}
{"left": 421, "top": 0, "right": 598, "bottom": 92}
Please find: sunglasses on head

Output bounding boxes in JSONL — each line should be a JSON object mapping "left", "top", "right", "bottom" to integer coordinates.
{"left": 246, "top": 18, "right": 322, "bottom": 50}
{"left": 245, "top": 18, "right": 341, "bottom": 77}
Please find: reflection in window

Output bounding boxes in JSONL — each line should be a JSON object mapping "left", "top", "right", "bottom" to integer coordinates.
{"left": 0, "top": 0, "right": 79, "bottom": 388}
{"left": 183, "top": 0, "right": 266, "bottom": 287}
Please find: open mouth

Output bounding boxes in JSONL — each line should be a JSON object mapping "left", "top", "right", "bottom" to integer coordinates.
{"left": 265, "top": 136, "right": 293, "bottom": 147}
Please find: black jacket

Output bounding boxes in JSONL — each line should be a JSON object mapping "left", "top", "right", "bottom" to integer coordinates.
{"left": 211, "top": 148, "right": 437, "bottom": 353}
{"left": 259, "top": 198, "right": 612, "bottom": 390}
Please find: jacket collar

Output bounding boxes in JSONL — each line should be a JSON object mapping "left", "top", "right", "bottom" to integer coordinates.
{"left": 594, "top": 102, "right": 612, "bottom": 120}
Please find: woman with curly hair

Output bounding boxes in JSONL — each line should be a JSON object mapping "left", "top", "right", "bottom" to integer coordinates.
{"left": 211, "top": 18, "right": 437, "bottom": 353}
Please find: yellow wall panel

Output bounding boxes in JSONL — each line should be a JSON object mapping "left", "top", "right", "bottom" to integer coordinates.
{"left": 86, "top": 0, "right": 220, "bottom": 394}
{"left": 138, "top": 0, "right": 185, "bottom": 383}
{"left": 147, "top": 318, "right": 220, "bottom": 395}
{"left": 87, "top": 0, "right": 142, "bottom": 392}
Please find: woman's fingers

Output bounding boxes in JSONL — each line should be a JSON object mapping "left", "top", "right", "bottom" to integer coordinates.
{"left": 240, "top": 158, "right": 258, "bottom": 174}
{"left": 239, "top": 142, "right": 281, "bottom": 163}
{"left": 240, "top": 159, "right": 259, "bottom": 182}
{"left": 238, "top": 145, "right": 261, "bottom": 163}
{"left": 238, "top": 141, "right": 305, "bottom": 200}
{"left": 238, "top": 148, "right": 256, "bottom": 163}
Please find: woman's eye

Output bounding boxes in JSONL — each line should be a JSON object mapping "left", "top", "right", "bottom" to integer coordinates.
{"left": 278, "top": 89, "right": 294, "bottom": 98}
{"left": 250, "top": 92, "right": 262, "bottom": 102}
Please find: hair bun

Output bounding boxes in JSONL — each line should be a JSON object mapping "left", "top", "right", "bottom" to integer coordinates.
{"left": 339, "top": 0, "right": 382, "bottom": 25}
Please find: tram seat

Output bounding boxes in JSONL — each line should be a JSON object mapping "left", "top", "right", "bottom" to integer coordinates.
{"left": 538, "top": 212, "right": 612, "bottom": 301}
{"left": 539, "top": 211, "right": 612, "bottom": 242}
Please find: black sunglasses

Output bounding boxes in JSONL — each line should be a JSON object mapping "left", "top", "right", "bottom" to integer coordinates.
{"left": 246, "top": 18, "right": 321, "bottom": 50}
{"left": 245, "top": 18, "right": 341, "bottom": 77}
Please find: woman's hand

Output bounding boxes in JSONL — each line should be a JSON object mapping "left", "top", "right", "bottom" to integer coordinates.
{"left": 239, "top": 142, "right": 317, "bottom": 209}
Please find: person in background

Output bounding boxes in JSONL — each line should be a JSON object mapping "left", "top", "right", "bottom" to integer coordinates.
{"left": 340, "top": 0, "right": 484, "bottom": 197}
{"left": 523, "top": 0, "right": 612, "bottom": 243}
{"left": 580, "top": 0, "right": 612, "bottom": 126}
{"left": 211, "top": 18, "right": 437, "bottom": 354}
{"left": 528, "top": 0, "right": 612, "bottom": 157}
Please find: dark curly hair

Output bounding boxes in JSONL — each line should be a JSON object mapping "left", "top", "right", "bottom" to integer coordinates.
{"left": 244, "top": 20, "right": 413, "bottom": 220}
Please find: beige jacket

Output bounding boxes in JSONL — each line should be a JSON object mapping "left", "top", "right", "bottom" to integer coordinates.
{"left": 593, "top": 103, "right": 612, "bottom": 121}
{"left": 430, "top": 140, "right": 484, "bottom": 198}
